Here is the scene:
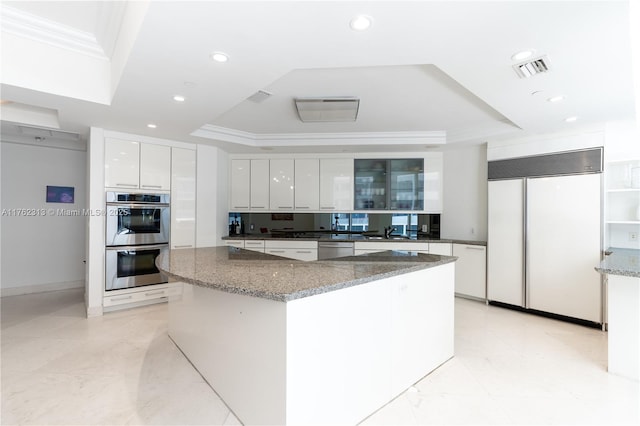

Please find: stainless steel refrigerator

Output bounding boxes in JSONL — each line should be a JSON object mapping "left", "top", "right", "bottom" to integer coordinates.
{"left": 487, "top": 148, "right": 603, "bottom": 325}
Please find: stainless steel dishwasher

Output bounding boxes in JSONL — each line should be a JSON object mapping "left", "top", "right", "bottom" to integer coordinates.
{"left": 317, "top": 241, "right": 354, "bottom": 260}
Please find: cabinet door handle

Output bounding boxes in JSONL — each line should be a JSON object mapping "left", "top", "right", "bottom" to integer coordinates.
{"left": 465, "top": 246, "right": 485, "bottom": 250}
{"left": 251, "top": 206, "right": 266, "bottom": 209}
{"left": 116, "top": 183, "right": 137, "bottom": 187}
{"left": 145, "top": 290, "right": 165, "bottom": 297}
{"left": 278, "top": 207, "right": 293, "bottom": 209}
{"left": 295, "top": 206, "right": 310, "bottom": 209}
{"left": 246, "top": 242, "right": 262, "bottom": 245}
{"left": 320, "top": 206, "right": 335, "bottom": 210}
{"left": 141, "top": 184, "right": 162, "bottom": 189}
{"left": 174, "top": 245, "right": 193, "bottom": 248}
{"left": 296, "top": 250, "right": 312, "bottom": 253}
{"left": 110, "top": 295, "right": 133, "bottom": 301}
{"left": 269, "top": 250, "right": 285, "bottom": 253}
{"left": 234, "top": 206, "right": 249, "bottom": 209}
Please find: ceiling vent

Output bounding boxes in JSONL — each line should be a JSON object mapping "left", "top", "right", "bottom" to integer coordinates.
{"left": 17, "top": 124, "right": 80, "bottom": 141}
{"left": 247, "top": 90, "right": 273, "bottom": 103}
{"left": 513, "top": 55, "right": 551, "bottom": 78}
{"left": 294, "top": 97, "right": 360, "bottom": 122}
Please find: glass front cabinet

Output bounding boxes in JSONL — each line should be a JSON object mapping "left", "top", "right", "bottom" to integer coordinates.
{"left": 354, "top": 159, "right": 424, "bottom": 211}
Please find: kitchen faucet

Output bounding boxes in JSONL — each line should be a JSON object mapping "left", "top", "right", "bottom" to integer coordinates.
{"left": 384, "top": 226, "right": 397, "bottom": 239}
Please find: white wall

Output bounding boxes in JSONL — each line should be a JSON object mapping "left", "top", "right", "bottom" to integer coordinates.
{"left": 441, "top": 144, "right": 488, "bottom": 242}
{"left": 1, "top": 140, "right": 87, "bottom": 296}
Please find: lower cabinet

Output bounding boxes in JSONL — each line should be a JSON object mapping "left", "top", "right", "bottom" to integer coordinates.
{"left": 428, "top": 242, "right": 452, "bottom": 255}
{"left": 265, "top": 240, "right": 318, "bottom": 261}
{"left": 354, "top": 241, "right": 429, "bottom": 255}
{"left": 452, "top": 243, "right": 486, "bottom": 300}
{"left": 224, "top": 239, "right": 245, "bottom": 248}
{"left": 103, "top": 282, "right": 183, "bottom": 309}
{"left": 243, "top": 240, "right": 265, "bottom": 253}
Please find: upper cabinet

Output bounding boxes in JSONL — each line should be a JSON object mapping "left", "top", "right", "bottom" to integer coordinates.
{"left": 294, "top": 159, "right": 319, "bottom": 210}
{"left": 250, "top": 159, "right": 270, "bottom": 210}
{"left": 320, "top": 158, "right": 353, "bottom": 211}
{"left": 105, "top": 138, "right": 140, "bottom": 189}
{"left": 105, "top": 138, "right": 170, "bottom": 191}
{"left": 226, "top": 154, "right": 441, "bottom": 213}
{"left": 230, "top": 159, "right": 250, "bottom": 210}
{"left": 230, "top": 159, "right": 270, "bottom": 211}
{"left": 354, "top": 159, "right": 425, "bottom": 211}
{"left": 605, "top": 159, "right": 640, "bottom": 249}
{"left": 270, "top": 159, "right": 294, "bottom": 210}
{"left": 140, "top": 143, "right": 171, "bottom": 191}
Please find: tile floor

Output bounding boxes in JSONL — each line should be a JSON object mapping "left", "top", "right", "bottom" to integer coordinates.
{"left": 1, "top": 288, "right": 638, "bottom": 425}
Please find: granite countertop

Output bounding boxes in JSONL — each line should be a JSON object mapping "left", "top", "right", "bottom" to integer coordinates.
{"left": 595, "top": 248, "right": 640, "bottom": 278}
{"left": 156, "top": 246, "right": 457, "bottom": 302}
{"left": 222, "top": 235, "right": 486, "bottom": 246}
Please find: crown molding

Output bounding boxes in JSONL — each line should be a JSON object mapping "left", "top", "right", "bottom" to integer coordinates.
{"left": 1, "top": 5, "right": 108, "bottom": 60}
{"left": 193, "top": 124, "right": 446, "bottom": 147}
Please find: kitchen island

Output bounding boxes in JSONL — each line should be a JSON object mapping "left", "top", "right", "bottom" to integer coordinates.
{"left": 596, "top": 248, "right": 640, "bottom": 381}
{"left": 157, "top": 247, "right": 457, "bottom": 425}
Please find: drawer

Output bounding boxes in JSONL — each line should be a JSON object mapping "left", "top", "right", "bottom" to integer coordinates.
{"left": 354, "top": 241, "right": 429, "bottom": 252}
{"left": 265, "top": 240, "right": 317, "bottom": 250}
{"left": 243, "top": 240, "right": 265, "bottom": 249}
{"left": 103, "top": 286, "right": 172, "bottom": 307}
{"left": 265, "top": 248, "right": 318, "bottom": 261}
{"left": 224, "top": 240, "right": 245, "bottom": 248}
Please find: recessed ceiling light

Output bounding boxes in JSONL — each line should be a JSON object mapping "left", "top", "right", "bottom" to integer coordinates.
{"left": 547, "top": 95, "right": 565, "bottom": 103}
{"left": 350, "top": 15, "right": 372, "bottom": 31}
{"left": 173, "top": 95, "right": 186, "bottom": 102}
{"left": 147, "top": 123, "right": 157, "bottom": 129}
{"left": 210, "top": 52, "right": 229, "bottom": 62}
{"left": 565, "top": 116, "right": 578, "bottom": 123}
{"left": 511, "top": 50, "right": 535, "bottom": 61}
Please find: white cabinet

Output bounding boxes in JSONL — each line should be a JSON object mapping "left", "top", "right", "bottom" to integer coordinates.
{"left": 251, "top": 159, "right": 270, "bottom": 210}
{"left": 452, "top": 243, "right": 486, "bottom": 300}
{"left": 105, "top": 138, "right": 139, "bottom": 188}
{"left": 229, "top": 159, "right": 270, "bottom": 211}
{"left": 295, "top": 159, "right": 319, "bottom": 210}
{"left": 320, "top": 158, "right": 353, "bottom": 211}
{"left": 105, "top": 139, "right": 171, "bottom": 191}
{"left": 270, "top": 159, "right": 295, "bottom": 210}
{"left": 229, "top": 158, "right": 272, "bottom": 211}
{"left": 230, "top": 159, "right": 250, "bottom": 210}
{"left": 103, "top": 282, "right": 183, "bottom": 309}
{"left": 224, "top": 239, "right": 244, "bottom": 248}
{"left": 140, "top": 143, "right": 171, "bottom": 190}
{"left": 429, "top": 242, "right": 452, "bottom": 256}
{"left": 171, "top": 148, "right": 196, "bottom": 249}
{"left": 605, "top": 159, "right": 640, "bottom": 249}
{"left": 243, "top": 240, "right": 265, "bottom": 253}
{"left": 354, "top": 241, "right": 429, "bottom": 256}
{"left": 265, "top": 240, "right": 318, "bottom": 261}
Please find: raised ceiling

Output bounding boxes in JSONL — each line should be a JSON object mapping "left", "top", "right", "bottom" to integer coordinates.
{"left": 0, "top": 1, "right": 636, "bottom": 153}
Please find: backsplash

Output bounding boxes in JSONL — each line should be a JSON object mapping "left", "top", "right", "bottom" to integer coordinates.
{"left": 228, "top": 212, "right": 440, "bottom": 239}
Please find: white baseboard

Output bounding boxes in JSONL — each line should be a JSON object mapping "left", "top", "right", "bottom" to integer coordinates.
{"left": 0, "top": 280, "right": 84, "bottom": 297}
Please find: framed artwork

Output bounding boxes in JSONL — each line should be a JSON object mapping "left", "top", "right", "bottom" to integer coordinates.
{"left": 46, "top": 186, "right": 75, "bottom": 203}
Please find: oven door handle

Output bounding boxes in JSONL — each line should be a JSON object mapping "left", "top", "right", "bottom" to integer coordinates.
{"left": 106, "top": 203, "right": 170, "bottom": 209}
{"left": 105, "top": 243, "right": 169, "bottom": 251}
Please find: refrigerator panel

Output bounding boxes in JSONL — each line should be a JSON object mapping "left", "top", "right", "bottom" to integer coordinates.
{"left": 487, "top": 180, "right": 525, "bottom": 306}
{"left": 527, "top": 174, "right": 602, "bottom": 323}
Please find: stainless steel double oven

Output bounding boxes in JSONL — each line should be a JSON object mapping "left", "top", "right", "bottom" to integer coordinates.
{"left": 105, "top": 192, "right": 170, "bottom": 292}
